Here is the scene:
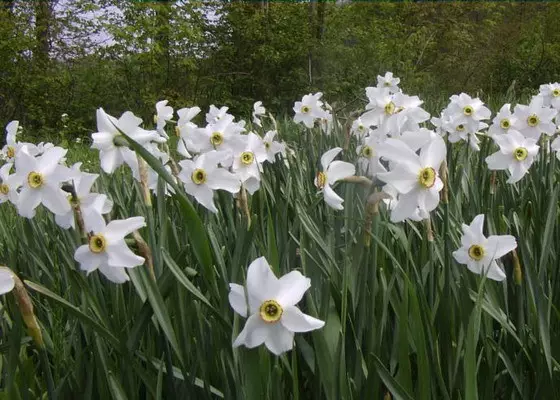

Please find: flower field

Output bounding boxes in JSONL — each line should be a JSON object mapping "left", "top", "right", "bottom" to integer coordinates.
{"left": 1, "top": 74, "right": 560, "bottom": 399}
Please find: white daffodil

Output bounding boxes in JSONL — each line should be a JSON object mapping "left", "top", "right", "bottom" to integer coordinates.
{"left": 155, "top": 100, "right": 174, "bottom": 139}
{"left": 377, "top": 136, "right": 446, "bottom": 222}
{"left": 445, "top": 117, "right": 487, "bottom": 151}
{"left": 382, "top": 184, "right": 423, "bottom": 222}
{"left": 293, "top": 92, "right": 328, "bottom": 129}
{"left": 361, "top": 87, "right": 395, "bottom": 128}
{"left": 0, "top": 164, "right": 19, "bottom": 205}
{"left": 538, "top": 82, "right": 560, "bottom": 110}
{"left": 550, "top": 136, "right": 560, "bottom": 161}
{"left": 176, "top": 106, "right": 201, "bottom": 158}
{"left": 232, "top": 133, "right": 267, "bottom": 188}
{"left": 55, "top": 164, "right": 113, "bottom": 229}
{"left": 315, "top": 147, "right": 356, "bottom": 210}
{"left": 452, "top": 214, "right": 517, "bottom": 281}
{"left": 0, "top": 267, "right": 15, "bottom": 295}
{"left": 356, "top": 134, "right": 386, "bottom": 177}
{"left": 1, "top": 120, "right": 20, "bottom": 163}
{"left": 319, "top": 111, "right": 334, "bottom": 135}
{"left": 190, "top": 115, "right": 245, "bottom": 160}
{"left": 13, "top": 147, "right": 72, "bottom": 219}
{"left": 485, "top": 129, "right": 539, "bottom": 184}
{"left": 92, "top": 108, "right": 163, "bottom": 174}
{"left": 382, "top": 92, "right": 430, "bottom": 135}
{"left": 74, "top": 213, "right": 146, "bottom": 284}
{"left": 351, "top": 118, "right": 370, "bottom": 138}
{"left": 229, "top": 256, "right": 325, "bottom": 356}
{"left": 206, "top": 105, "right": 231, "bottom": 124}
{"left": 445, "top": 93, "right": 491, "bottom": 134}
{"left": 262, "top": 130, "right": 286, "bottom": 163}
{"left": 177, "top": 150, "right": 241, "bottom": 213}
{"left": 488, "top": 104, "right": 516, "bottom": 137}
{"left": 376, "top": 71, "right": 400, "bottom": 93}
{"left": 252, "top": 101, "right": 266, "bottom": 127}
{"left": 512, "top": 96, "right": 556, "bottom": 139}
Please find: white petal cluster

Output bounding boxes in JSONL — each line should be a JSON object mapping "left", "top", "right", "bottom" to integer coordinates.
{"left": 229, "top": 256, "right": 325, "bottom": 355}
{"left": 293, "top": 92, "right": 330, "bottom": 129}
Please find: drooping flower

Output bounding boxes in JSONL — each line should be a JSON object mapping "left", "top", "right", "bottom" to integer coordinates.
{"left": 252, "top": 101, "right": 266, "bottom": 127}
{"left": 485, "top": 129, "right": 539, "bottom": 184}
{"left": 262, "top": 130, "right": 286, "bottom": 163}
{"left": 452, "top": 214, "right": 517, "bottom": 281}
{"left": 229, "top": 256, "right": 325, "bottom": 355}
{"left": 377, "top": 136, "right": 446, "bottom": 222}
{"left": 315, "top": 147, "right": 356, "bottom": 210}
{"left": 177, "top": 150, "right": 241, "bottom": 213}
{"left": 74, "top": 213, "right": 146, "bottom": 284}
{"left": 293, "top": 92, "right": 328, "bottom": 129}
{"left": 512, "top": 96, "right": 556, "bottom": 139}
{"left": 155, "top": 100, "right": 174, "bottom": 139}
{"left": 13, "top": 147, "right": 73, "bottom": 219}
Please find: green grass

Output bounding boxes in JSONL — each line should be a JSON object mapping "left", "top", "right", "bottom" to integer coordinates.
{"left": 1, "top": 101, "right": 559, "bottom": 399}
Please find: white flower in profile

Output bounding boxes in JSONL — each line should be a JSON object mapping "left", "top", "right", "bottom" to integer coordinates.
{"left": 0, "top": 164, "right": 19, "bottom": 205}
{"left": 485, "top": 130, "right": 539, "bottom": 184}
{"left": 13, "top": 147, "right": 72, "bottom": 219}
{"left": 232, "top": 133, "right": 267, "bottom": 186}
{"left": 262, "top": 130, "right": 286, "bottom": 163}
{"left": 538, "top": 82, "right": 560, "bottom": 110}
{"left": 55, "top": 164, "right": 113, "bottom": 229}
{"left": 315, "top": 147, "right": 356, "bottom": 210}
{"left": 74, "top": 213, "right": 146, "bottom": 284}
{"left": 382, "top": 184, "right": 423, "bottom": 222}
{"left": 512, "top": 96, "right": 557, "bottom": 139}
{"left": 1, "top": 121, "right": 20, "bottom": 163}
{"left": 229, "top": 256, "right": 325, "bottom": 356}
{"left": 252, "top": 101, "right": 266, "bottom": 127}
{"left": 0, "top": 267, "right": 15, "bottom": 295}
{"left": 376, "top": 136, "right": 446, "bottom": 222}
{"left": 488, "top": 104, "right": 516, "bottom": 137}
{"left": 452, "top": 214, "right": 517, "bottom": 281}
{"left": 376, "top": 71, "right": 400, "bottom": 93}
{"left": 356, "top": 134, "right": 386, "bottom": 177}
{"left": 206, "top": 105, "right": 231, "bottom": 124}
{"left": 177, "top": 150, "right": 241, "bottom": 213}
{"left": 155, "top": 100, "right": 174, "bottom": 139}
{"left": 92, "top": 108, "right": 162, "bottom": 174}
{"left": 293, "top": 92, "right": 327, "bottom": 129}
{"left": 176, "top": 106, "right": 201, "bottom": 158}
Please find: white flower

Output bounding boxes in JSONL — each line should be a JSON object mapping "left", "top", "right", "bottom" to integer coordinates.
{"left": 177, "top": 151, "right": 241, "bottom": 213}
{"left": 377, "top": 71, "right": 400, "bottom": 93}
{"left": 382, "top": 184, "right": 423, "bottom": 222}
{"left": 232, "top": 133, "right": 267, "bottom": 186}
{"left": 1, "top": 120, "right": 20, "bottom": 162}
{"left": 512, "top": 96, "right": 556, "bottom": 139}
{"left": 206, "top": 105, "right": 231, "bottom": 124}
{"left": 319, "top": 112, "right": 334, "bottom": 135}
{"left": 190, "top": 115, "right": 245, "bottom": 160}
{"left": 92, "top": 109, "right": 162, "bottom": 174}
{"left": 74, "top": 213, "right": 146, "bottom": 284}
{"left": 485, "top": 130, "right": 539, "bottom": 184}
{"left": 13, "top": 147, "right": 72, "bottom": 219}
{"left": 0, "top": 267, "right": 15, "bottom": 295}
{"left": 262, "top": 130, "right": 286, "bottom": 163}
{"left": 229, "top": 256, "right": 325, "bottom": 356}
{"left": 538, "top": 82, "right": 560, "bottom": 110}
{"left": 176, "top": 107, "right": 201, "bottom": 158}
{"left": 550, "top": 136, "right": 560, "bottom": 161}
{"left": 351, "top": 118, "right": 369, "bottom": 138}
{"left": 155, "top": 100, "right": 174, "bottom": 139}
{"left": 444, "top": 93, "right": 491, "bottom": 134}
{"left": 452, "top": 214, "right": 517, "bottom": 281}
{"left": 315, "top": 147, "right": 356, "bottom": 210}
{"left": 252, "top": 101, "right": 266, "bottom": 127}
{"left": 293, "top": 92, "right": 328, "bottom": 129}
{"left": 445, "top": 116, "right": 487, "bottom": 151}
{"left": 488, "top": 103, "right": 516, "bottom": 137}
{"left": 0, "top": 164, "right": 19, "bottom": 205}
{"left": 356, "top": 134, "right": 386, "bottom": 177}
{"left": 377, "top": 136, "right": 446, "bottom": 222}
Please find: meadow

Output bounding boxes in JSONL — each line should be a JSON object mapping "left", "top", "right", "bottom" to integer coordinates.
{"left": 0, "top": 78, "right": 560, "bottom": 400}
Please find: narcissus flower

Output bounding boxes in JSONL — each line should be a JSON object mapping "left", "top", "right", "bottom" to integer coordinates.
{"left": 176, "top": 106, "right": 201, "bottom": 158}
{"left": 377, "top": 136, "right": 446, "bottom": 222}
{"left": 488, "top": 104, "right": 516, "bottom": 137}
{"left": 206, "top": 105, "right": 231, "bottom": 124}
{"left": 512, "top": 96, "right": 556, "bottom": 139}
{"left": 74, "top": 213, "right": 146, "bottom": 283}
{"left": 356, "top": 134, "right": 386, "bottom": 177}
{"left": 485, "top": 130, "right": 539, "bottom": 184}
{"left": 293, "top": 92, "right": 328, "bottom": 129}
{"left": 0, "top": 267, "right": 15, "bottom": 295}
{"left": 262, "top": 130, "right": 286, "bottom": 163}
{"left": 252, "top": 101, "right": 266, "bottom": 127}
{"left": 1, "top": 120, "right": 20, "bottom": 163}
{"left": 452, "top": 214, "right": 517, "bottom": 281}
{"left": 229, "top": 256, "right": 325, "bottom": 355}
{"left": 190, "top": 115, "right": 245, "bottom": 158}
{"left": 445, "top": 93, "right": 491, "bottom": 133}
{"left": 177, "top": 151, "right": 241, "bottom": 213}
{"left": 14, "top": 147, "right": 72, "bottom": 218}
{"left": 0, "top": 164, "right": 19, "bottom": 205}
{"left": 232, "top": 132, "right": 267, "bottom": 187}
{"left": 315, "top": 147, "right": 356, "bottom": 210}
{"left": 377, "top": 71, "right": 400, "bottom": 93}
{"left": 538, "top": 82, "right": 560, "bottom": 110}
{"left": 155, "top": 100, "right": 173, "bottom": 139}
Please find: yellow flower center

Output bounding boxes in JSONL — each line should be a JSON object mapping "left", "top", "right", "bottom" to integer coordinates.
{"left": 210, "top": 132, "right": 223, "bottom": 146}
{"left": 301, "top": 105, "right": 310, "bottom": 114}
{"left": 552, "top": 89, "right": 560, "bottom": 97}
{"left": 418, "top": 167, "right": 436, "bottom": 188}
{"left": 264, "top": 142, "right": 271, "bottom": 150}
{"left": 6, "top": 146, "right": 15, "bottom": 159}
{"left": 361, "top": 145, "right": 373, "bottom": 157}
{"left": 456, "top": 124, "right": 465, "bottom": 132}
{"left": 27, "top": 171, "right": 44, "bottom": 189}
{"left": 513, "top": 147, "right": 528, "bottom": 161}
{"left": 191, "top": 168, "right": 207, "bottom": 185}
{"left": 316, "top": 171, "right": 327, "bottom": 189}
{"left": 358, "top": 124, "right": 365, "bottom": 132}
{"left": 0, "top": 184, "right": 9, "bottom": 195}
{"left": 384, "top": 81, "right": 392, "bottom": 87}
{"left": 384, "top": 101, "right": 396, "bottom": 115}
{"left": 175, "top": 126, "right": 181, "bottom": 137}
{"left": 259, "top": 299, "right": 283, "bottom": 323}
{"left": 500, "top": 119, "right": 510, "bottom": 129}
{"left": 463, "top": 105, "right": 474, "bottom": 116}
{"left": 468, "top": 244, "right": 485, "bottom": 261}
{"left": 88, "top": 234, "right": 107, "bottom": 254}
{"left": 527, "top": 114, "right": 539, "bottom": 127}
{"left": 241, "top": 151, "right": 254, "bottom": 165}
